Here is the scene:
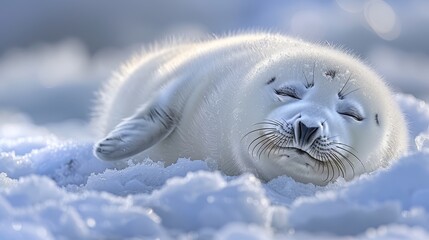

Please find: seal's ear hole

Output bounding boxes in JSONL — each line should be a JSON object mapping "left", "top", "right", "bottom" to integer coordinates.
{"left": 375, "top": 113, "right": 380, "bottom": 126}
{"left": 266, "top": 77, "right": 276, "bottom": 85}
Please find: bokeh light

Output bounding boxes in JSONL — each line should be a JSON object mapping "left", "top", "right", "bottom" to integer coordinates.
{"left": 0, "top": 1, "right": 427, "bottom": 124}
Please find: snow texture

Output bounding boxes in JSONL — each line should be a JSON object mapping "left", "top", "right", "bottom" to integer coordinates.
{"left": 1, "top": 94, "right": 429, "bottom": 239}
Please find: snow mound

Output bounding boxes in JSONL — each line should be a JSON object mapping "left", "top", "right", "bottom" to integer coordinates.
{"left": 1, "top": 93, "right": 429, "bottom": 239}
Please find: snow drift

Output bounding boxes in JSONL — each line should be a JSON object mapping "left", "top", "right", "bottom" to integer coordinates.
{"left": 1, "top": 93, "right": 429, "bottom": 239}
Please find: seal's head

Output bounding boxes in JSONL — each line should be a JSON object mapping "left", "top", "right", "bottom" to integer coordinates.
{"left": 238, "top": 46, "right": 408, "bottom": 185}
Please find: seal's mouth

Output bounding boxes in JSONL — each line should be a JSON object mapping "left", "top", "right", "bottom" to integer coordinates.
{"left": 293, "top": 148, "right": 307, "bottom": 155}
{"left": 243, "top": 120, "right": 365, "bottom": 182}
{"left": 277, "top": 146, "right": 323, "bottom": 163}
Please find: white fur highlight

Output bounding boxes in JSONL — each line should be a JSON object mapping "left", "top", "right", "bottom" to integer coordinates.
{"left": 93, "top": 32, "right": 408, "bottom": 185}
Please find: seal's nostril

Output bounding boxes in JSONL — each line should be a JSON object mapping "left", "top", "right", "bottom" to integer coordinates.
{"left": 296, "top": 121, "right": 320, "bottom": 146}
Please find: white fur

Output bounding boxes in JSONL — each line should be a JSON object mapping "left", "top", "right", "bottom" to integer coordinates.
{"left": 93, "top": 32, "right": 408, "bottom": 185}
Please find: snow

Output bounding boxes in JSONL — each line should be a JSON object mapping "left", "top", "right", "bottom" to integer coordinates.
{"left": 1, "top": 0, "right": 428, "bottom": 238}
{"left": 0, "top": 94, "right": 428, "bottom": 239}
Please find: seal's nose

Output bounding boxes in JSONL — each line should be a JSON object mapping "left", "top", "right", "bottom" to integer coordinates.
{"left": 295, "top": 120, "right": 320, "bottom": 147}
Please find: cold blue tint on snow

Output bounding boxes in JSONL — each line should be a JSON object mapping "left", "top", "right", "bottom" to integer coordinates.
{"left": 1, "top": 1, "right": 429, "bottom": 238}
{"left": 1, "top": 94, "right": 429, "bottom": 239}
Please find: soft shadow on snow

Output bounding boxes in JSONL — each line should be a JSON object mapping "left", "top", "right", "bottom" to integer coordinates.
{"left": 1, "top": 93, "right": 429, "bottom": 239}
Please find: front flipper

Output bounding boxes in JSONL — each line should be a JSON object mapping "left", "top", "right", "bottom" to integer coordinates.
{"left": 94, "top": 105, "right": 179, "bottom": 161}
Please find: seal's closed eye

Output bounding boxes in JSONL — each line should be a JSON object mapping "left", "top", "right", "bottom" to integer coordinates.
{"left": 275, "top": 87, "right": 301, "bottom": 100}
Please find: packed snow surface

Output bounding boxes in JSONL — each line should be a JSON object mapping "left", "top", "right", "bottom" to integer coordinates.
{"left": 1, "top": 93, "right": 429, "bottom": 239}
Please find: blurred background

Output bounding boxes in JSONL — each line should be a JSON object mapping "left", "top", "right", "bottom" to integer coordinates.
{"left": 0, "top": 0, "right": 428, "bottom": 138}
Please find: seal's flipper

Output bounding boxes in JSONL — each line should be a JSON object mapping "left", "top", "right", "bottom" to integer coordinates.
{"left": 94, "top": 106, "right": 178, "bottom": 161}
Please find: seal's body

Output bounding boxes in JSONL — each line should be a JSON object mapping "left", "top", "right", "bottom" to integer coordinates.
{"left": 93, "top": 33, "right": 408, "bottom": 185}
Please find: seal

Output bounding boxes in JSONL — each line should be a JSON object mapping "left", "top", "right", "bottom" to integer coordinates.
{"left": 93, "top": 32, "right": 408, "bottom": 185}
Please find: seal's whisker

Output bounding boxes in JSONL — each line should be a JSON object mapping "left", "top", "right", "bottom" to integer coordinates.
{"left": 335, "top": 145, "right": 365, "bottom": 171}
{"left": 275, "top": 137, "right": 292, "bottom": 155}
{"left": 245, "top": 118, "right": 366, "bottom": 183}
{"left": 253, "top": 122, "right": 278, "bottom": 127}
{"left": 262, "top": 136, "right": 280, "bottom": 159}
{"left": 326, "top": 160, "right": 333, "bottom": 183}
{"left": 319, "top": 158, "right": 326, "bottom": 175}
{"left": 332, "top": 142, "right": 358, "bottom": 152}
{"left": 332, "top": 148, "right": 355, "bottom": 177}
{"left": 258, "top": 135, "right": 279, "bottom": 159}
{"left": 260, "top": 119, "right": 283, "bottom": 126}
{"left": 241, "top": 127, "right": 277, "bottom": 141}
{"left": 338, "top": 73, "right": 352, "bottom": 99}
{"left": 248, "top": 131, "right": 277, "bottom": 153}
{"left": 267, "top": 134, "right": 286, "bottom": 158}
{"left": 334, "top": 151, "right": 347, "bottom": 176}
{"left": 330, "top": 156, "right": 338, "bottom": 181}
{"left": 323, "top": 158, "right": 331, "bottom": 183}
{"left": 327, "top": 154, "right": 338, "bottom": 182}
{"left": 259, "top": 135, "right": 281, "bottom": 160}
{"left": 251, "top": 138, "right": 268, "bottom": 159}
{"left": 303, "top": 70, "right": 313, "bottom": 88}
{"left": 252, "top": 133, "right": 278, "bottom": 159}
{"left": 312, "top": 61, "right": 316, "bottom": 86}
{"left": 328, "top": 151, "right": 345, "bottom": 178}
{"left": 342, "top": 88, "right": 360, "bottom": 98}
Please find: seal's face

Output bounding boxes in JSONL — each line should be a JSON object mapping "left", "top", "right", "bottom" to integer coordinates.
{"left": 241, "top": 60, "right": 385, "bottom": 185}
